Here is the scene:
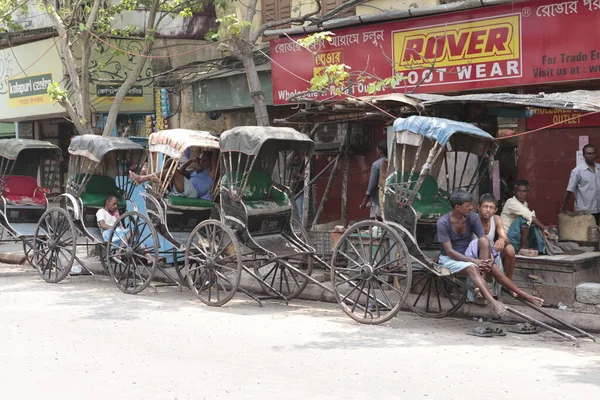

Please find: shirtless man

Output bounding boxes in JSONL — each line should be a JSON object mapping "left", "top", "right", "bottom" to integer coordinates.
{"left": 437, "top": 190, "right": 543, "bottom": 317}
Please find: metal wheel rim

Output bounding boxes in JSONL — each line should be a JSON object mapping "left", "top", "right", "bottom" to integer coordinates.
{"left": 185, "top": 220, "right": 242, "bottom": 306}
{"left": 406, "top": 272, "right": 466, "bottom": 318}
{"left": 106, "top": 211, "right": 159, "bottom": 295}
{"left": 330, "top": 220, "right": 412, "bottom": 325}
{"left": 33, "top": 208, "right": 77, "bottom": 283}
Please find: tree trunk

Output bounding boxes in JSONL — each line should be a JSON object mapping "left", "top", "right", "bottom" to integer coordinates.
{"left": 241, "top": 53, "right": 270, "bottom": 126}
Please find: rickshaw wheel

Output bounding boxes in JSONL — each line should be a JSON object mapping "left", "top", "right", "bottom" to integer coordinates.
{"left": 406, "top": 272, "right": 467, "bottom": 318}
{"left": 185, "top": 220, "right": 242, "bottom": 306}
{"left": 330, "top": 220, "right": 412, "bottom": 325}
{"left": 22, "top": 238, "right": 35, "bottom": 269}
{"left": 252, "top": 219, "right": 313, "bottom": 301}
{"left": 106, "top": 211, "right": 159, "bottom": 295}
{"left": 33, "top": 208, "right": 77, "bottom": 283}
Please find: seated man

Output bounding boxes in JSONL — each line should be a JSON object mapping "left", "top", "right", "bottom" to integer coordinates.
{"left": 500, "top": 180, "right": 550, "bottom": 256}
{"left": 130, "top": 151, "right": 215, "bottom": 199}
{"left": 477, "top": 193, "right": 516, "bottom": 280}
{"left": 96, "top": 195, "right": 129, "bottom": 244}
{"left": 437, "top": 190, "right": 543, "bottom": 317}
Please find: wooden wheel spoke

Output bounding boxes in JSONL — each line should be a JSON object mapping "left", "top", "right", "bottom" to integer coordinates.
{"left": 343, "top": 237, "right": 368, "bottom": 266}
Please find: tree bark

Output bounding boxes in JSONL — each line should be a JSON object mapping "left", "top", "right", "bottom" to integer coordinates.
{"left": 241, "top": 52, "right": 270, "bottom": 126}
{"left": 102, "top": 0, "right": 159, "bottom": 136}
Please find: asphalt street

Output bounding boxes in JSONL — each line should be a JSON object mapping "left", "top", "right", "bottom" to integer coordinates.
{"left": 1, "top": 264, "right": 600, "bottom": 400}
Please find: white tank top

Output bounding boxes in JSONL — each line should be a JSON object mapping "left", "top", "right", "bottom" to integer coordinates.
{"left": 486, "top": 216, "right": 496, "bottom": 243}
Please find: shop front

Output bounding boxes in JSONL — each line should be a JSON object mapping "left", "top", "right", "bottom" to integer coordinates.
{"left": 270, "top": 0, "right": 600, "bottom": 225}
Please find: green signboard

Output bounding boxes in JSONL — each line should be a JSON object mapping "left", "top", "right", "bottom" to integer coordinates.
{"left": 96, "top": 85, "right": 144, "bottom": 97}
{"left": 193, "top": 71, "right": 273, "bottom": 112}
{"left": 8, "top": 73, "right": 53, "bottom": 99}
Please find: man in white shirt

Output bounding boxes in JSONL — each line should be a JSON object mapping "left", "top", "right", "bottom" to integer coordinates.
{"left": 96, "top": 195, "right": 129, "bottom": 244}
{"left": 501, "top": 180, "right": 549, "bottom": 256}
{"left": 560, "top": 144, "right": 600, "bottom": 224}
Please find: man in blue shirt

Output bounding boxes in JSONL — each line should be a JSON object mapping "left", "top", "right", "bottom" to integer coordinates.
{"left": 360, "top": 141, "right": 387, "bottom": 220}
{"left": 436, "top": 190, "right": 543, "bottom": 317}
{"left": 130, "top": 151, "right": 215, "bottom": 199}
{"left": 189, "top": 151, "right": 214, "bottom": 200}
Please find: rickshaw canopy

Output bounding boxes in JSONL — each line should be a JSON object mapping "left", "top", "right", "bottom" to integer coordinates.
{"left": 149, "top": 129, "right": 219, "bottom": 160}
{"left": 69, "top": 135, "right": 144, "bottom": 163}
{"left": 220, "top": 126, "right": 314, "bottom": 156}
{"left": 0, "top": 139, "right": 60, "bottom": 160}
{"left": 393, "top": 116, "right": 496, "bottom": 146}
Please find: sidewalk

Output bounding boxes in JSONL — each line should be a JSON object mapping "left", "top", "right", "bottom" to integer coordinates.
{"left": 4, "top": 240, "right": 600, "bottom": 334}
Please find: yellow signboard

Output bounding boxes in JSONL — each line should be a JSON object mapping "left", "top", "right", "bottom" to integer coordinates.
{"left": 393, "top": 15, "right": 520, "bottom": 71}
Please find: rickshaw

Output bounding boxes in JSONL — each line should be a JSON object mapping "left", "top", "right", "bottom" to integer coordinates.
{"left": 180, "top": 126, "right": 410, "bottom": 322}
{"left": 0, "top": 139, "right": 61, "bottom": 265}
{"left": 330, "top": 115, "right": 595, "bottom": 343}
{"left": 107, "top": 129, "right": 246, "bottom": 303}
{"left": 32, "top": 135, "right": 149, "bottom": 289}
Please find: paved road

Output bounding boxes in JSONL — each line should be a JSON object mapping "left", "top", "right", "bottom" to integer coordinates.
{"left": 1, "top": 264, "right": 600, "bottom": 400}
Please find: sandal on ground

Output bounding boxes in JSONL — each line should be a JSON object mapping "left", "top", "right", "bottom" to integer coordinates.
{"left": 507, "top": 322, "right": 539, "bottom": 334}
{"left": 466, "top": 326, "right": 495, "bottom": 337}
{"left": 486, "top": 326, "right": 507, "bottom": 336}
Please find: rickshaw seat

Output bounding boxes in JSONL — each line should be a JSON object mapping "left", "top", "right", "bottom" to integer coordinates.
{"left": 222, "top": 171, "right": 291, "bottom": 213}
{"left": 75, "top": 175, "right": 126, "bottom": 208}
{"left": 386, "top": 172, "right": 451, "bottom": 219}
{"left": 2, "top": 175, "right": 47, "bottom": 206}
{"left": 166, "top": 195, "right": 215, "bottom": 210}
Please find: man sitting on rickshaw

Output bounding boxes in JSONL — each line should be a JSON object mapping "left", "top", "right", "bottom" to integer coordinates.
{"left": 436, "top": 190, "right": 544, "bottom": 317}
{"left": 97, "top": 195, "right": 129, "bottom": 244}
{"left": 129, "top": 151, "right": 215, "bottom": 200}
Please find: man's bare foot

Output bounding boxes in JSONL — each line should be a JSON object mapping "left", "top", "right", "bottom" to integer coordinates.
{"left": 474, "top": 287, "right": 483, "bottom": 298}
{"left": 518, "top": 248, "right": 539, "bottom": 257}
{"left": 490, "top": 300, "right": 507, "bottom": 317}
{"left": 129, "top": 170, "right": 141, "bottom": 184}
{"left": 524, "top": 294, "right": 544, "bottom": 307}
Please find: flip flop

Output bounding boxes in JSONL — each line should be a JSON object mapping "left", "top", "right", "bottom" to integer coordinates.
{"left": 507, "top": 322, "right": 539, "bottom": 334}
{"left": 486, "top": 326, "right": 507, "bottom": 336}
{"left": 467, "top": 326, "right": 494, "bottom": 337}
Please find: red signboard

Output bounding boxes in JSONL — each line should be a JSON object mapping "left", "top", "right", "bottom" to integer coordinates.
{"left": 271, "top": 0, "right": 600, "bottom": 105}
{"left": 527, "top": 108, "right": 600, "bottom": 129}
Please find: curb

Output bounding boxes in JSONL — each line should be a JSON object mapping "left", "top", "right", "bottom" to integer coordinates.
{"left": 11, "top": 251, "right": 600, "bottom": 335}
{"left": 0, "top": 251, "right": 27, "bottom": 265}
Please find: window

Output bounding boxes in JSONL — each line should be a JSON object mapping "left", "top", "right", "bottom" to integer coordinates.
{"left": 322, "top": 0, "right": 354, "bottom": 18}
{"left": 261, "top": 0, "right": 291, "bottom": 25}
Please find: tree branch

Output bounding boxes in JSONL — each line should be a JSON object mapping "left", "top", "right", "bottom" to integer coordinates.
{"left": 102, "top": 0, "right": 160, "bottom": 136}
{"left": 58, "top": 97, "right": 88, "bottom": 136}
{"left": 41, "top": 0, "right": 86, "bottom": 120}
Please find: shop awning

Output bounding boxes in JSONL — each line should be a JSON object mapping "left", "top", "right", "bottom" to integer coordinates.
{"left": 410, "top": 90, "right": 600, "bottom": 112}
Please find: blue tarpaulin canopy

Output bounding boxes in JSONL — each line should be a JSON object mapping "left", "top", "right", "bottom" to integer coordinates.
{"left": 392, "top": 116, "right": 495, "bottom": 146}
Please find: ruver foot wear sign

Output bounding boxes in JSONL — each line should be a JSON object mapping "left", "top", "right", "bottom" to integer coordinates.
{"left": 271, "top": 0, "right": 600, "bottom": 104}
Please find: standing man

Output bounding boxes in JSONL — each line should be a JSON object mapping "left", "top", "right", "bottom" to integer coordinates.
{"left": 501, "top": 180, "right": 550, "bottom": 256}
{"left": 360, "top": 141, "right": 387, "bottom": 220}
{"left": 560, "top": 144, "right": 600, "bottom": 224}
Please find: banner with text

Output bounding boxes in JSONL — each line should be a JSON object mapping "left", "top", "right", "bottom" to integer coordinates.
{"left": 0, "top": 38, "right": 65, "bottom": 120}
{"left": 271, "top": 0, "right": 600, "bottom": 105}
